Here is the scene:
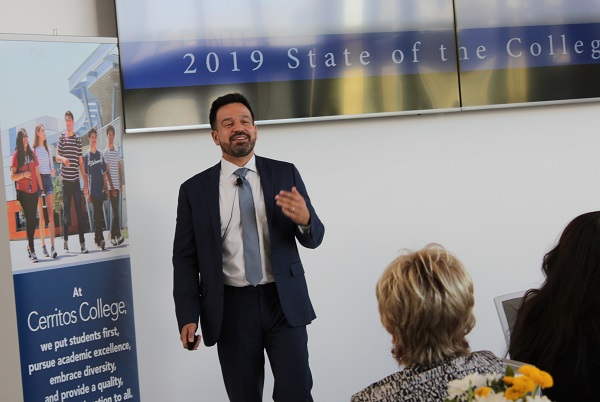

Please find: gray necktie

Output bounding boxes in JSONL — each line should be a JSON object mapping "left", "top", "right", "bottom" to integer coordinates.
{"left": 235, "top": 168, "right": 263, "bottom": 286}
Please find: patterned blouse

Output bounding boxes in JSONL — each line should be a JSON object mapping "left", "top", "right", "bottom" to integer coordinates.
{"left": 351, "top": 350, "right": 505, "bottom": 402}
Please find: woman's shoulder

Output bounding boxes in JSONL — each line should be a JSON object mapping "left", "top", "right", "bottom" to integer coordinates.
{"left": 350, "top": 370, "right": 408, "bottom": 402}
{"left": 456, "top": 350, "right": 506, "bottom": 372}
{"left": 467, "top": 350, "right": 504, "bottom": 363}
{"left": 351, "top": 361, "right": 474, "bottom": 402}
{"left": 351, "top": 352, "right": 505, "bottom": 402}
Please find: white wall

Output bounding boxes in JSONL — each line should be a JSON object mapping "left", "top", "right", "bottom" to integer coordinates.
{"left": 124, "top": 103, "right": 599, "bottom": 401}
{"left": 3, "top": 2, "right": 600, "bottom": 401}
{"left": 0, "top": 0, "right": 115, "bottom": 37}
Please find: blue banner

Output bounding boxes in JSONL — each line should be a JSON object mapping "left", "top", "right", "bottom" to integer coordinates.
{"left": 458, "top": 23, "right": 600, "bottom": 71}
{"left": 14, "top": 257, "right": 140, "bottom": 402}
{"left": 119, "top": 30, "right": 457, "bottom": 89}
{"left": 119, "top": 24, "right": 600, "bottom": 91}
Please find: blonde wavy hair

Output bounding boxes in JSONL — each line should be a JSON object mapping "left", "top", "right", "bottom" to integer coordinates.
{"left": 376, "top": 243, "right": 475, "bottom": 366}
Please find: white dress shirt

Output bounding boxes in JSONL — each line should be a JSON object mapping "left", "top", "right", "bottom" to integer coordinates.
{"left": 219, "top": 156, "right": 274, "bottom": 287}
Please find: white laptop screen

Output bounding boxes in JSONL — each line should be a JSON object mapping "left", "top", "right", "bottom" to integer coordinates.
{"left": 494, "top": 290, "right": 526, "bottom": 345}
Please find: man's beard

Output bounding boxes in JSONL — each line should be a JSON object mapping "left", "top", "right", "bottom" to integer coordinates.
{"left": 223, "top": 133, "right": 256, "bottom": 157}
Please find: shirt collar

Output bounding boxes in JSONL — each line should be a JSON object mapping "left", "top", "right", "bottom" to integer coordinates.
{"left": 220, "top": 154, "right": 257, "bottom": 178}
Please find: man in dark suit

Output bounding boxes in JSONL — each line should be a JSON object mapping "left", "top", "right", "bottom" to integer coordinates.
{"left": 173, "top": 93, "right": 325, "bottom": 402}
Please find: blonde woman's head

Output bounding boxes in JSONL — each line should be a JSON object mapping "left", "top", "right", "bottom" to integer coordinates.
{"left": 376, "top": 243, "right": 475, "bottom": 366}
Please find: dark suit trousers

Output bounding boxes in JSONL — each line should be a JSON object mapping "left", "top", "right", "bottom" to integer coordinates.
{"left": 217, "top": 283, "right": 313, "bottom": 402}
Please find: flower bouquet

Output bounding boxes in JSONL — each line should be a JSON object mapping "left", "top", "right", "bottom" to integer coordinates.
{"left": 445, "top": 365, "right": 554, "bottom": 402}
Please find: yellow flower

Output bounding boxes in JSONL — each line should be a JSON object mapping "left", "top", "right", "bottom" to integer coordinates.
{"left": 474, "top": 386, "right": 492, "bottom": 397}
{"left": 504, "top": 387, "right": 523, "bottom": 401}
{"left": 537, "top": 371, "right": 554, "bottom": 388}
{"left": 503, "top": 376, "right": 536, "bottom": 400}
{"left": 518, "top": 365, "right": 554, "bottom": 388}
{"left": 445, "top": 365, "right": 554, "bottom": 402}
{"left": 514, "top": 376, "right": 536, "bottom": 393}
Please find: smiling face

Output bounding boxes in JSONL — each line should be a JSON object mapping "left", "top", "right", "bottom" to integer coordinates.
{"left": 65, "top": 114, "right": 74, "bottom": 135}
{"left": 21, "top": 130, "right": 29, "bottom": 150}
{"left": 211, "top": 102, "right": 258, "bottom": 165}
{"left": 36, "top": 125, "right": 46, "bottom": 142}
{"left": 15, "top": 128, "right": 30, "bottom": 162}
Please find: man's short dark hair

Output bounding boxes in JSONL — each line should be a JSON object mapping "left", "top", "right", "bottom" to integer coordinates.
{"left": 87, "top": 128, "right": 97, "bottom": 138}
{"left": 106, "top": 124, "right": 115, "bottom": 136}
{"left": 209, "top": 93, "right": 255, "bottom": 130}
{"left": 65, "top": 111, "right": 74, "bottom": 120}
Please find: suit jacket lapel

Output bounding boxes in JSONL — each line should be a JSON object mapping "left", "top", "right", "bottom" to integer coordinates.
{"left": 256, "top": 156, "right": 274, "bottom": 232}
{"left": 206, "top": 162, "right": 222, "bottom": 243}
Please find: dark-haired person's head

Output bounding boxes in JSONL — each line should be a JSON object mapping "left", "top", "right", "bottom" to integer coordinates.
{"left": 542, "top": 211, "right": 600, "bottom": 285}
{"left": 65, "top": 111, "right": 75, "bottom": 134}
{"left": 16, "top": 128, "right": 33, "bottom": 166}
{"left": 531, "top": 212, "right": 600, "bottom": 329}
{"left": 16, "top": 128, "right": 29, "bottom": 153}
{"left": 209, "top": 93, "right": 258, "bottom": 162}
{"left": 509, "top": 211, "right": 600, "bottom": 378}
{"left": 87, "top": 128, "right": 97, "bottom": 138}
{"left": 209, "top": 93, "right": 255, "bottom": 130}
{"left": 532, "top": 211, "right": 600, "bottom": 318}
{"left": 106, "top": 124, "right": 115, "bottom": 136}
{"left": 376, "top": 243, "right": 475, "bottom": 366}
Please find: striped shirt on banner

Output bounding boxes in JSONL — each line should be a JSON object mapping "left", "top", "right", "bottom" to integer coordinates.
{"left": 57, "top": 133, "right": 82, "bottom": 182}
{"left": 103, "top": 146, "right": 122, "bottom": 190}
{"left": 34, "top": 145, "right": 54, "bottom": 175}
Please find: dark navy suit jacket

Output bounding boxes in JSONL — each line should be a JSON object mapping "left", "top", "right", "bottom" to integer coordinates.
{"left": 173, "top": 155, "right": 325, "bottom": 347}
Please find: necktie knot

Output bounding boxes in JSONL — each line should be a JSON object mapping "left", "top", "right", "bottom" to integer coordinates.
{"left": 235, "top": 167, "right": 249, "bottom": 179}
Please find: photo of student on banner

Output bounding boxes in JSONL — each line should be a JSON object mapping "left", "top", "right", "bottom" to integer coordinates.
{"left": 33, "top": 124, "right": 58, "bottom": 259}
{"left": 84, "top": 128, "right": 109, "bottom": 250}
{"left": 104, "top": 124, "right": 125, "bottom": 247}
{"left": 56, "top": 110, "right": 89, "bottom": 254}
{"left": 10, "top": 128, "right": 43, "bottom": 262}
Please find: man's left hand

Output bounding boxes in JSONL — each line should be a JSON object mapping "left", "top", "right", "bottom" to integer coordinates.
{"left": 275, "top": 186, "right": 310, "bottom": 226}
